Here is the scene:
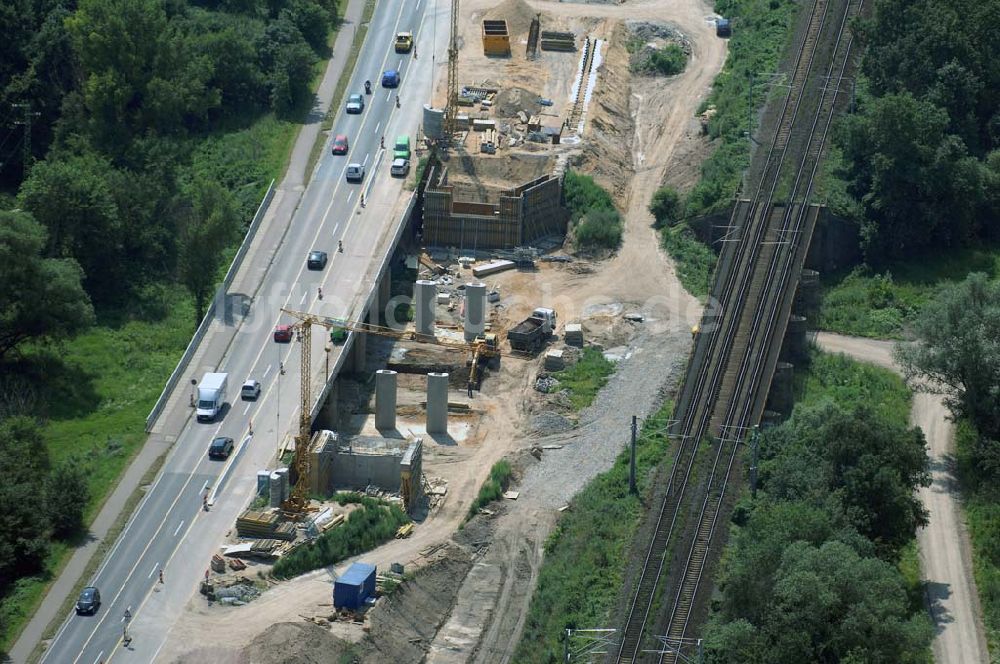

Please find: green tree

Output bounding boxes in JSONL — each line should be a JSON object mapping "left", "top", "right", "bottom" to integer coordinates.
{"left": 178, "top": 180, "right": 239, "bottom": 323}
{"left": 761, "top": 402, "right": 929, "bottom": 555}
{"left": 0, "top": 210, "right": 95, "bottom": 360}
{"left": 17, "top": 151, "right": 125, "bottom": 302}
{"left": 45, "top": 461, "right": 90, "bottom": 540}
{"left": 649, "top": 186, "right": 682, "bottom": 229}
{"left": 574, "top": 209, "right": 622, "bottom": 250}
{"left": 895, "top": 272, "right": 1000, "bottom": 445}
{"left": 0, "top": 417, "right": 52, "bottom": 591}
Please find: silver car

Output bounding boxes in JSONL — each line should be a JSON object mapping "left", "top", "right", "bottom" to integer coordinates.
{"left": 346, "top": 163, "right": 365, "bottom": 182}
{"left": 346, "top": 93, "right": 364, "bottom": 114}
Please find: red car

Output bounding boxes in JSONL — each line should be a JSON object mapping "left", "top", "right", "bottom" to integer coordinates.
{"left": 273, "top": 324, "right": 293, "bottom": 343}
{"left": 331, "top": 134, "right": 349, "bottom": 155}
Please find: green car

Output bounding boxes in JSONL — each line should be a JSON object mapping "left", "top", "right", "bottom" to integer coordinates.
{"left": 393, "top": 135, "right": 411, "bottom": 161}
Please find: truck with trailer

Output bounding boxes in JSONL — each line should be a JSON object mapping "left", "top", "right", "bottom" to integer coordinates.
{"left": 196, "top": 372, "right": 229, "bottom": 422}
{"left": 507, "top": 308, "right": 557, "bottom": 353}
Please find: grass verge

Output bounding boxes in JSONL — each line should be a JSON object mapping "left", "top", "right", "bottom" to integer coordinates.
{"left": 514, "top": 403, "right": 674, "bottom": 662}
{"left": 306, "top": 0, "right": 378, "bottom": 177}
{"left": 660, "top": 224, "right": 717, "bottom": 301}
{"left": 796, "top": 349, "right": 911, "bottom": 426}
{"left": 956, "top": 420, "right": 1000, "bottom": 658}
{"left": 467, "top": 461, "right": 513, "bottom": 518}
{"left": 272, "top": 493, "right": 409, "bottom": 579}
{"left": 817, "top": 246, "right": 1000, "bottom": 339}
{"left": 553, "top": 348, "right": 615, "bottom": 410}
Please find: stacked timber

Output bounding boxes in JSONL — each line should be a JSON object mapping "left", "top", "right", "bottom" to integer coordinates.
{"left": 236, "top": 509, "right": 280, "bottom": 538}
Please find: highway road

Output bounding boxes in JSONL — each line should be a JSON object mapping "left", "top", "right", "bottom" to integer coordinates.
{"left": 39, "top": 0, "right": 439, "bottom": 660}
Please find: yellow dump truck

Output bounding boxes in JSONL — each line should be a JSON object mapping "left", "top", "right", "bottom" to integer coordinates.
{"left": 394, "top": 31, "right": 413, "bottom": 53}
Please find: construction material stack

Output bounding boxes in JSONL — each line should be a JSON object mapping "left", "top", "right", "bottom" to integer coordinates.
{"left": 540, "top": 31, "right": 576, "bottom": 51}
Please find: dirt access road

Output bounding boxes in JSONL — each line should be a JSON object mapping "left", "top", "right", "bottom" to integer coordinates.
{"left": 816, "top": 332, "right": 990, "bottom": 664}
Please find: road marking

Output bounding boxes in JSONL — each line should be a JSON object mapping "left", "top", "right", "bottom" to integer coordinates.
{"left": 200, "top": 481, "right": 209, "bottom": 494}
{"left": 93, "top": 652, "right": 104, "bottom": 664}
{"left": 299, "top": 290, "right": 307, "bottom": 304}
{"left": 348, "top": 190, "right": 355, "bottom": 201}
{"left": 333, "top": 222, "right": 340, "bottom": 235}
{"left": 375, "top": 121, "right": 381, "bottom": 134}
{"left": 386, "top": 90, "right": 392, "bottom": 102}
{"left": 398, "top": 58, "right": 403, "bottom": 70}
{"left": 243, "top": 402, "right": 251, "bottom": 415}
{"left": 173, "top": 520, "right": 184, "bottom": 537}
{"left": 363, "top": 152, "right": 370, "bottom": 166}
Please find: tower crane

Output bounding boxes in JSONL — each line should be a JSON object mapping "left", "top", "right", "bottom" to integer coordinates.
{"left": 444, "top": 0, "right": 460, "bottom": 135}
{"left": 277, "top": 307, "right": 506, "bottom": 513}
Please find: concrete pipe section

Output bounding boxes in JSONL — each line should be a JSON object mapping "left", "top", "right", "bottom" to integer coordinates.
{"left": 464, "top": 282, "right": 487, "bottom": 341}
{"left": 375, "top": 369, "right": 398, "bottom": 431}
{"left": 426, "top": 372, "right": 449, "bottom": 434}
{"left": 414, "top": 280, "right": 437, "bottom": 337}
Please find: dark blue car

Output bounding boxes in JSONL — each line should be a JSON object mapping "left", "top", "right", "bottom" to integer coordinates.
{"left": 381, "top": 69, "right": 400, "bottom": 88}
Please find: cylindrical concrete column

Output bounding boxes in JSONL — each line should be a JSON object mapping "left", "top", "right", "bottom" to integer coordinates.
{"left": 464, "top": 282, "right": 487, "bottom": 341}
{"left": 795, "top": 269, "right": 821, "bottom": 314}
{"left": 414, "top": 280, "right": 437, "bottom": 337}
{"left": 767, "top": 361, "right": 794, "bottom": 417}
{"left": 426, "top": 372, "right": 449, "bottom": 434}
{"left": 375, "top": 370, "right": 398, "bottom": 430}
{"left": 783, "top": 315, "right": 808, "bottom": 362}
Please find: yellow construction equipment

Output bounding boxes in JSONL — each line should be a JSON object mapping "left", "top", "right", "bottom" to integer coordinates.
{"left": 444, "top": 0, "right": 460, "bottom": 135}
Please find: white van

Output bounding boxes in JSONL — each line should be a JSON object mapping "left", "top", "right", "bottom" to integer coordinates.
{"left": 346, "top": 163, "right": 365, "bottom": 182}
{"left": 390, "top": 158, "right": 410, "bottom": 177}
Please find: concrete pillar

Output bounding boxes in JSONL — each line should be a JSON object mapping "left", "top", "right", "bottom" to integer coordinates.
{"left": 795, "top": 269, "right": 821, "bottom": 315}
{"left": 378, "top": 273, "right": 392, "bottom": 325}
{"left": 464, "top": 282, "right": 487, "bottom": 341}
{"left": 783, "top": 315, "right": 808, "bottom": 362}
{"left": 351, "top": 330, "right": 367, "bottom": 373}
{"left": 375, "top": 370, "right": 397, "bottom": 431}
{"left": 414, "top": 280, "right": 436, "bottom": 337}
{"left": 426, "top": 372, "right": 449, "bottom": 434}
{"left": 767, "top": 361, "right": 794, "bottom": 417}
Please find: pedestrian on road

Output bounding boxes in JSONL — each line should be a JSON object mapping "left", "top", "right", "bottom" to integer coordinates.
{"left": 318, "top": 286, "right": 323, "bottom": 300}
{"left": 380, "top": 136, "right": 385, "bottom": 149}
{"left": 158, "top": 569, "right": 164, "bottom": 584}
{"left": 395, "top": 95, "right": 400, "bottom": 109}
{"left": 467, "top": 382, "right": 473, "bottom": 398}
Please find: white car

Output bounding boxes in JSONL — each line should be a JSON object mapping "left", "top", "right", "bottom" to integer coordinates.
{"left": 390, "top": 158, "right": 410, "bottom": 177}
{"left": 240, "top": 379, "right": 261, "bottom": 400}
{"left": 346, "top": 163, "right": 365, "bottom": 182}
{"left": 346, "top": 93, "right": 364, "bottom": 114}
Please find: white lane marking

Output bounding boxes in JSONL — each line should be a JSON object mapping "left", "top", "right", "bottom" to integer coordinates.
{"left": 333, "top": 222, "right": 340, "bottom": 235}
{"left": 93, "top": 652, "right": 104, "bottom": 664}
{"left": 386, "top": 90, "right": 392, "bottom": 102}
{"left": 348, "top": 190, "right": 355, "bottom": 201}
{"left": 243, "top": 402, "right": 251, "bottom": 415}
{"left": 173, "top": 520, "right": 185, "bottom": 537}
{"left": 148, "top": 563, "right": 159, "bottom": 579}
{"left": 200, "top": 481, "right": 208, "bottom": 494}
{"left": 299, "top": 290, "right": 307, "bottom": 304}
{"left": 363, "top": 152, "right": 370, "bottom": 166}
{"left": 375, "top": 121, "right": 381, "bottom": 134}
{"left": 263, "top": 363, "right": 272, "bottom": 377}
{"left": 398, "top": 58, "right": 403, "bottom": 70}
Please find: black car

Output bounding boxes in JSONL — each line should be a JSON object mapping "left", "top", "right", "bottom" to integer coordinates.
{"left": 76, "top": 586, "right": 100, "bottom": 615}
{"left": 307, "top": 250, "right": 328, "bottom": 270}
{"left": 208, "top": 436, "right": 235, "bottom": 459}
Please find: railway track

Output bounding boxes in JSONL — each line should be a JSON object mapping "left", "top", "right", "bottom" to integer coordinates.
{"left": 613, "top": 0, "right": 861, "bottom": 660}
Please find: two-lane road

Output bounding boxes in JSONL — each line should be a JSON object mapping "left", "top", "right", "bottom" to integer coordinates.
{"left": 39, "top": 0, "right": 437, "bottom": 660}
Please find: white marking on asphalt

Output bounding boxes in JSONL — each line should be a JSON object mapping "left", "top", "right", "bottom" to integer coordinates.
{"left": 363, "top": 152, "right": 370, "bottom": 166}
{"left": 200, "top": 481, "right": 209, "bottom": 494}
{"left": 397, "top": 58, "right": 403, "bottom": 70}
{"left": 173, "top": 520, "right": 184, "bottom": 537}
{"left": 93, "top": 652, "right": 104, "bottom": 664}
{"left": 375, "top": 121, "right": 381, "bottom": 134}
{"left": 243, "top": 402, "right": 251, "bottom": 415}
{"left": 333, "top": 222, "right": 340, "bottom": 235}
{"left": 264, "top": 363, "right": 272, "bottom": 377}
{"left": 299, "top": 290, "right": 307, "bottom": 304}
{"left": 348, "top": 190, "right": 355, "bottom": 201}
{"left": 148, "top": 563, "right": 159, "bottom": 579}
{"left": 386, "top": 90, "right": 392, "bottom": 102}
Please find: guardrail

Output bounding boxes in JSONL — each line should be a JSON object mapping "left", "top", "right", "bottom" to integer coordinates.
{"left": 145, "top": 179, "right": 277, "bottom": 431}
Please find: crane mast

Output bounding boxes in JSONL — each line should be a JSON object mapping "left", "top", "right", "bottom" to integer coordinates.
{"left": 444, "top": 0, "right": 460, "bottom": 135}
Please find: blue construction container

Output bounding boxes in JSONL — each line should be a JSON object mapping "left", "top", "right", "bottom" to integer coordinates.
{"left": 716, "top": 18, "right": 732, "bottom": 37}
{"left": 334, "top": 562, "right": 377, "bottom": 609}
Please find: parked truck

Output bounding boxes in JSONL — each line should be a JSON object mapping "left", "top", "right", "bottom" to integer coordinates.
{"left": 196, "top": 372, "right": 229, "bottom": 422}
{"left": 507, "top": 308, "right": 557, "bottom": 353}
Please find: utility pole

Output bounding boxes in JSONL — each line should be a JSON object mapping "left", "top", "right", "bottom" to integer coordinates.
{"left": 629, "top": 415, "right": 638, "bottom": 495}
{"left": 12, "top": 102, "right": 39, "bottom": 174}
{"left": 748, "top": 425, "right": 760, "bottom": 498}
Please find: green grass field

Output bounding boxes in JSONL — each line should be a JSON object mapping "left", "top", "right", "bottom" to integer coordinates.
{"left": 553, "top": 348, "right": 616, "bottom": 410}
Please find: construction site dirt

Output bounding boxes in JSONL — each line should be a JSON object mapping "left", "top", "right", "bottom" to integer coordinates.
{"left": 160, "top": 0, "right": 726, "bottom": 658}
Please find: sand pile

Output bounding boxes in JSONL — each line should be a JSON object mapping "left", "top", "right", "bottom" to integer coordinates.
{"left": 494, "top": 86, "right": 543, "bottom": 118}
{"left": 243, "top": 622, "right": 353, "bottom": 664}
{"left": 484, "top": 0, "right": 539, "bottom": 39}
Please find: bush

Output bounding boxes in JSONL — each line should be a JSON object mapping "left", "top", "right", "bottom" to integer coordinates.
{"left": 271, "top": 496, "right": 409, "bottom": 578}
{"left": 554, "top": 347, "right": 615, "bottom": 410}
{"left": 574, "top": 209, "right": 623, "bottom": 250}
{"left": 468, "top": 460, "right": 513, "bottom": 517}
{"left": 646, "top": 44, "right": 687, "bottom": 75}
{"left": 660, "top": 224, "right": 717, "bottom": 299}
{"left": 563, "top": 170, "right": 616, "bottom": 222}
{"left": 649, "top": 186, "right": 682, "bottom": 229}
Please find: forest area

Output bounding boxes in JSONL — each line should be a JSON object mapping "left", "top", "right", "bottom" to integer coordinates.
{"left": 0, "top": 0, "right": 340, "bottom": 649}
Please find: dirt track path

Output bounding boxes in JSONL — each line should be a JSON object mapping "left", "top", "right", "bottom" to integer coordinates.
{"left": 816, "top": 332, "right": 990, "bottom": 664}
